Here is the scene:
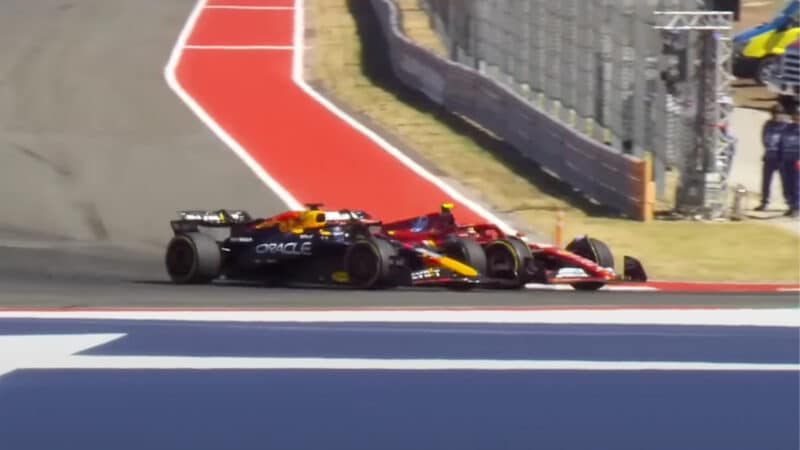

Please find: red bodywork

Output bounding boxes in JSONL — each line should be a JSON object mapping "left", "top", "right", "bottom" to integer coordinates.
{"left": 251, "top": 204, "right": 646, "bottom": 286}
{"left": 379, "top": 208, "right": 623, "bottom": 284}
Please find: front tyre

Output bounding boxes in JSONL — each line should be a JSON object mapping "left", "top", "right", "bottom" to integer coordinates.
{"left": 565, "top": 237, "right": 614, "bottom": 291}
{"left": 344, "top": 238, "right": 399, "bottom": 289}
{"left": 483, "top": 237, "right": 533, "bottom": 289}
{"left": 165, "top": 232, "right": 221, "bottom": 284}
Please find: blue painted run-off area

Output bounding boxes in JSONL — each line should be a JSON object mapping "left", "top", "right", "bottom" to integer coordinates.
{"left": 0, "top": 319, "right": 798, "bottom": 450}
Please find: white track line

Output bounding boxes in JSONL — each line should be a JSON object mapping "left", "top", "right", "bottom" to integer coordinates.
{"left": 165, "top": 0, "right": 303, "bottom": 210}
{"left": 291, "top": 0, "right": 521, "bottom": 236}
{"left": 183, "top": 45, "right": 295, "bottom": 50}
{"left": 167, "top": 0, "right": 521, "bottom": 233}
{"left": 204, "top": 5, "right": 294, "bottom": 10}
{"left": 25, "top": 357, "right": 800, "bottom": 372}
{"left": 1, "top": 309, "right": 798, "bottom": 327}
{"left": 3, "top": 334, "right": 797, "bottom": 374}
{"left": 524, "top": 284, "right": 659, "bottom": 292}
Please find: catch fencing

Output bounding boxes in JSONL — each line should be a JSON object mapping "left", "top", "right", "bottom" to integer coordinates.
{"left": 417, "top": 0, "right": 738, "bottom": 219}
{"left": 369, "top": 0, "right": 659, "bottom": 220}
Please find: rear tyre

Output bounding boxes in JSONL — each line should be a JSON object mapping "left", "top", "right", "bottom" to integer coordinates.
{"left": 344, "top": 238, "right": 398, "bottom": 289}
{"left": 483, "top": 237, "right": 533, "bottom": 289}
{"left": 441, "top": 237, "right": 487, "bottom": 290}
{"left": 565, "top": 237, "right": 614, "bottom": 291}
{"left": 165, "top": 232, "right": 221, "bottom": 284}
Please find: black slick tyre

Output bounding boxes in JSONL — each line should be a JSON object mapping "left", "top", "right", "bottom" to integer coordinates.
{"left": 441, "top": 237, "right": 487, "bottom": 290}
{"left": 483, "top": 237, "right": 533, "bottom": 289}
{"left": 344, "top": 238, "right": 398, "bottom": 289}
{"left": 165, "top": 232, "right": 221, "bottom": 284}
{"left": 565, "top": 236, "right": 614, "bottom": 291}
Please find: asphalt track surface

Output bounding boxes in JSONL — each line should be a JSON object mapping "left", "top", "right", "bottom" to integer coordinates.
{"left": 0, "top": 319, "right": 797, "bottom": 450}
{"left": 0, "top": 241, "right": 798, "bottom": 307}
{"left": 0, "top": 0, "right": 796, "bottom": 309}
{"left": 0, "top": 0, "right": 280, "bottom": 304}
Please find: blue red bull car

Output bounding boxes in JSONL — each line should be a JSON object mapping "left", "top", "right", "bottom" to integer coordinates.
{"left": 163, "top": 205, "right": 482, "bottom": 290}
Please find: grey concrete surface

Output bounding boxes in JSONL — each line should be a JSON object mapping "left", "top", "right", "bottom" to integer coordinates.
{"left": 0, "top": 0, "right": 284, "bottom": 252}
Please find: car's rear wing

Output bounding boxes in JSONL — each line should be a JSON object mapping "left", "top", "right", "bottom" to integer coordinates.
{"left": 176, "top": 209, "right": 252, "bottom": 224}
{"left": 170, "top": 209, "right": 254, "bottom": 238}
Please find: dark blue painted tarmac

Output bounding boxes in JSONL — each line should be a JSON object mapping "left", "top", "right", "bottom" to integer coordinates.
{"left": 0, "top": 318, "right": 798, "bottom": 450}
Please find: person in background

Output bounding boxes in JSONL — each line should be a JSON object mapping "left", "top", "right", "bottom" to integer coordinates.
{"left": 779, "top": 109, "right": 800, "bottom": 218}
{"left": 755, "top": 103, "right": 787, "bottom": 211}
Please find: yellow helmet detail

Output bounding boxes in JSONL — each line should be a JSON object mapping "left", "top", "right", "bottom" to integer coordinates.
{"left": 299, "top": 209, "right": 326, "bottom": 230}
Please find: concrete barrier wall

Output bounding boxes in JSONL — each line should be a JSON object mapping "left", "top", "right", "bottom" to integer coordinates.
{"left": 370, "top": 0, "right": 652, "bottom": 220}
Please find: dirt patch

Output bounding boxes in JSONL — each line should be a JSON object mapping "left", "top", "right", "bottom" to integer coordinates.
{"left": 303, "top": 0, "right": 800, "bottom": 282}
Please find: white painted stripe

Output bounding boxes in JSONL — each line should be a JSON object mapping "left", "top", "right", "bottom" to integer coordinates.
{"left": 524, "top": 283, "right": 659, "bottom": 292}
{"left": 0, "top": 240, "right": 63, "bottom": 249}
{"left": 164, "top": 0, "right": 304, "bottom": 210}
{"left": 0, "top": 239, "right": 113, "bottom": 250}
{"left": 204, "top": 5, "right": 294, "bottom": 10}
{"left": 601, "top": 285, "right": 660, "bottom": 292}
{"left": 0, "top": 309, "right": 798, "bottom": 327}
{"left": 524, "top": 284, "right": 573, "bottom": 291}
{"left": 3, "top": 334, "right": 794, "bottom": 374}
{"left": 292, "top": 0, "right": 522, "bottom": 238}
{"left": 777, "top": 287, "right": 800, "bottom": 292}
{"left": 0, "top": 334, "right": 128, "bottom": 377}
{"left": 31, "top": 356, "right": 800, "bottom": 372}
{"left": 183, "top": 45, "right": 295, "bottom": 50}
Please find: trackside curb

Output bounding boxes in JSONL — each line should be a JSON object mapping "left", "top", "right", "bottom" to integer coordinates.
{"left": 526, "top": 281, "right": 799, "bottom": 293}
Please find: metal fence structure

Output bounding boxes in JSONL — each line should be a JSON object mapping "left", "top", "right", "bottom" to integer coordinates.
{"left": 379, "top": 0, "right": 736, "bottom": 219}
{"left": 419, "top": 0, "right": 712, "bottom": 194}
{"left": 369, "top": 0, "right": 653, "bottom": 220}
{"left": 654, "top": 11, "right": 736, "bottom": 218}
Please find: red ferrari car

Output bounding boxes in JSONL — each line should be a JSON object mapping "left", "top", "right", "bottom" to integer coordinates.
{"left": 373, "top": 203, "right": 648, "bottom": 291}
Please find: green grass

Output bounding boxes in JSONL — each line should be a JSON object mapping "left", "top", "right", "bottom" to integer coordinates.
{"left": 304, "top": 0, "right": 800, "bottom": 282}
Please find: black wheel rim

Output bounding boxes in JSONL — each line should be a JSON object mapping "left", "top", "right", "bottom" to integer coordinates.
{"left": 347, "top": 244, "right": 379, "bottom": 285}
{"left": 486, "top": 245, "right": 516, "bottom": 279}
{"left": 166, "top": 240, "right": 195, "bottom": 279}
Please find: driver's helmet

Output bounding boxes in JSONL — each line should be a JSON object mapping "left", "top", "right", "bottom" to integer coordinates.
{"left": 440, "top": 202, "right": 455, "bottom": 225}
{"left": 299, "top": 209, "right": 327, "bottom": 229}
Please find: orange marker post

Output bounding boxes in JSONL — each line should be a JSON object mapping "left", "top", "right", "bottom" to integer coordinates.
{"left": 554, "top": 209, "right": 564, "bottom": 248}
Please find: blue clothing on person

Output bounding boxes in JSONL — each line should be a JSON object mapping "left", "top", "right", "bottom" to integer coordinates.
{"left": 779, "top": 122, "right": 800, "bottom": 161}
{"left": 779, "top": 122, "right": 799, "bottom": 214}
{"left": 762, "top": 120, "right": 786, "bottom": 157}
{"left": 758, "top": 119, "right": 787, "bottom": 207}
